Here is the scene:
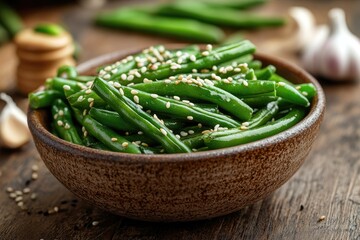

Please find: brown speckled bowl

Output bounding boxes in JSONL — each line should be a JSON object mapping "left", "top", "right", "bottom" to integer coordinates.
{"left": 28, "top": 49, "right": 325, "bottom": 222}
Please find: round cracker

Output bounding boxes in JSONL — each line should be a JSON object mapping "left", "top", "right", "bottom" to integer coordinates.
{"left": 14, "top": 28, "right": 73, "bottom": 52}
{"left": 17, "top": 44, "right": 75, "bottom": 62}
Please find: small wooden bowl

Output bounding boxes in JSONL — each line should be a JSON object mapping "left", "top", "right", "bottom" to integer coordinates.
{"left": 28, "top": 49, "right": 325, "bottom": 222}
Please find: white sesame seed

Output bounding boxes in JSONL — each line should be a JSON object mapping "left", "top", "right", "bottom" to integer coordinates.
{"left": 103, "top": 74, "right": 111, "bottom": 80}
{"left": 85, "top": 89, "right": 92, "bottom": 94}
{"left": 302, "top": 91, "right": 308, "bottom": 96}
{"left": 242, "top": 122, "right": 250, "bottom": 127}
{"left": 64, "top": 123, "right": 70, "bottom": 130}
{"left": 121, "top": 74, "right": 127, "bottom": 80}
{"left": 143, "top": 78, "right": 152, "bottom": 83}
{"left": 99, "top": 70, "right": 106, "bottom": 75}
{"left": 243, "top": 80, "right": 249, "bottom": 86}
{"left": 15, "top": 196, "right": 23, "bottom": 202}
{"left": 138, "top": 131, "right": 143, "bottom": 135}
{"left": 119, "top": 88, "right": 124, "bottom": 96}
{"left": 173, "top": 96, "right": 180, "bottom": 101}
{"left": 111, "top": 137, "right": 118, "bottom": 142}
{"left": 127, "top": 75, "right": 134, "bottom": 81}
{"left": 9, "top": 193, "right": 17, "bottom": 198}
{"left": 169, "top": 76, "right": 176, "bottom": 80}
{"left": 192, "top": 69, "right": 198, "bottom": 73}
{"left": 198, "top": 123, "right": 202, "bottom": 128}
{"left": 87, "top": 98, "right": 94, "bottom": 103}
{"left": 141, "top": 143, "right": 149, "bottom": 147}
{"left": 84, "top": 131, "right": 88, "bottom": 137}
{"left": 6, "top": 187, "right": 14, "bottom": 193}
{"left": 190, "top": 55, "right": 196, "bottom": 62}
{"left": 134, "top": 141, "right": 141, "bottom": 145}
{"left": 89, "top": 102, "right": 94, "bottom": 108}
{"left": 176, "top": 134, "right": 181, "bottom": 139}
{"left": 54, "top": 206, "right": 59, "bottom": 212}
{"left": 202, "top": 51, "right": 210, "bottom": 56}
{"left": 131, "top": 89, "right": 139, "bottom": 95}
{"left": 77, "top": 96, "right": 84, "bottom": 102}
{"left": 180, "top": 131, "right": 188, "bottom": 137}
{"left": 57, "top": 120, "right": 64, "bottom": 126}
{"left": 164, "top": 79, "right": 171, "bottom": 84}
{"left": 150, "top": 94, "right": 158, "bottom": 98}
{"left": 32, "top": 172, "right": 38, "bottom": 180}
{"left": 166, "top": 102, "right": 171, "bottom": 109}
{"left": 278, "top": 82, "right": 286, "bottom": 86}
{"left": 188, "top": 130, "right": 195, "bottom": 135}
{"left": 133, "top": 95, "right": 140, "bottom": 104}
{"left": 240, "top": 126, "right": 248, "bottom": 130}
{"left": 160, "top": 128, "right": 167, "bottom": 136}
{"left": 17, "top": 202, "right": 24, "bottom": 207}
{"left": 63, "top": 85, "right": 71, "bottom": 91}
{"left": 187, "top": 116, "right": 194, "bottom": 120}
{"left": 83, "top": 109, "right": 87, "bottom": 116}
{"left": 104, "top": 66, "right": 112, "bottom": 71}
{"left": 122, "top": 142, "right": 129, "bottom": 147}
{"left": 23, "top": 188, "right": 31, "bottom": 194}
{"left": 206, "top": 44, "right": 213, "bottom": 51}
{"left": 92, "top": 221, "right": 99, "bottom": 226}
{"left": 296, "top": 86, "right": 301, "bottom": 90}
{"left": 30, "top": 193, "right": 37, "bottom": 200}
{"left": 113, "top": 82, "right": 121, "bottom": 88}
{"left": 111, "top": 69, "right": 118, "bottom": 74}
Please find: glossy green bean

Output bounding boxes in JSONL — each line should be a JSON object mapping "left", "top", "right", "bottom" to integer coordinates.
{"left": 29, "top": 89, "right": 64, "bottom": 109}
{"left": 276, "top": 82, "right": 310, "bottom": 107}
{"left": 57, "top": 65, "right": 77, "bottom": 78}
{"left": 34, "top": 23, "right": 64, "bottom": 36}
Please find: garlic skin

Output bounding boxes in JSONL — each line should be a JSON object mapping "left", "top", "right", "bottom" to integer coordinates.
{"left": 302, "top": 8, "right": 360, "bottom": 81}
{"left": 0, "top": 93, "right": 31, "bottom": 149}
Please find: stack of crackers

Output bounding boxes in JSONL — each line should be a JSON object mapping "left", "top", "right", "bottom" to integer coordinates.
{"left": 14, "top": 28, "right": 75, "bottom": 95}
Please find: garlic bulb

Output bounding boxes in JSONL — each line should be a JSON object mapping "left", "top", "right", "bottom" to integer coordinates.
{"left": 302, "top": 8, "right": 360, "bottom": 81}
{"left": 0, "top": 93, "right": 31, "bottom": 149}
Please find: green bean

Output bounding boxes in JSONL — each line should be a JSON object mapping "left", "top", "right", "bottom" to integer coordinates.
{"left": 29, "top": 89, "right": 64, "bottom": 109}
{"left": 89, "top": 108, "right": 185, "bottom": 132}
{"left": 179, "top": 0, "right": 267, "bottom": 9}
{"left": 295, "top": 83, "right": 317, "bottom": 100}
{"left": 82, "top": 115, "right": 142, "bottom": 153}
{"left": 269, "top": 73, "right": 294, "bottom": 86}
{"left": 276, "top": 82, "right": 310, "bottom": 107}
{"left": 247, "top": 60, "right": 262, "bottom": 70}
{"left": 92, "top": 77, "right": 191, "bottom": 153}
{"left": 46, "top": 77, "right": 86, "bottom": 93}
{"left": 132, "top": 80, "right": 253, "bottom": 121}
{"left": 204, "top": 107, "right": 306, "bottom": 149}
{"left": 158, "top": 2, "right": 285, "bottom": 29}
{"left": 57, "top": 65, "right": 77, "bottom": 79}
{"left": 255, "top": 65, "right": 276, "bottom": 80}
{"left": 213, "top": 80, "right": 275, "bottom": 97}
{"left": 241, "top": 96, "right": 278, "bottom": 108}
{"left": 0, "top": 3, "right": 23, "bottom": 37}
{"left": 51, "top": 99, "right": 83, "bottom": 145}
{"left": 34, "top": 23, "right": 64, "bottom": 36}
{"left": 113, "top": 40, "right": 255, "bottom": 84}
{"left": 95, "top": 8, "right": 224, "bottom": 43}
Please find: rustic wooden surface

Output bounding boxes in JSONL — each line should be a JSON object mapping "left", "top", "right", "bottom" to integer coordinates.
{"left": 1, "top": 0, "right": 360, "bottom": 239}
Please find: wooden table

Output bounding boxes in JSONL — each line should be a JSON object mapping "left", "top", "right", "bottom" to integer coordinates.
{"left": 1, "top": 1, "right": 360, "bottom": 239}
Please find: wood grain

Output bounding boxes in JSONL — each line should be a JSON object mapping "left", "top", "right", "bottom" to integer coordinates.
{"left": 1, "top": 0, "right": 360, "bottom": 239}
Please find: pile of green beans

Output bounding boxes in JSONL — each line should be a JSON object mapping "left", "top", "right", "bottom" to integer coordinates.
{"left": 29, "top": 41, "right": 316, "bottom": 154}
{"left": 95, "top": 0, "right": 285, "bottom": 43}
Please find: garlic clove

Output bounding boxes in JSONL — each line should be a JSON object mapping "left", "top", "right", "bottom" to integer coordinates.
{"left": 0, "top": 93, "right": 31, "bottom": 149}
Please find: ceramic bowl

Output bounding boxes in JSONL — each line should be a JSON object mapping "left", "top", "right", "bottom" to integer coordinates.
{"left": 28, "top": 49, "right": 325, "bottom": 222}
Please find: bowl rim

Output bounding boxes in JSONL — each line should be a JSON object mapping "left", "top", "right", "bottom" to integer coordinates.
{"left": 28, "top": 47, "right": 326, "bottom": 164}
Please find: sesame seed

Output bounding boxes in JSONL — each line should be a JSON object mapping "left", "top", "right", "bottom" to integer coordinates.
{"left": 173, "top": 96, "right": 180, "bottom": 101}
{"left": 6, "top": 187, "right": 14, "bottom": 193}
{"left": 141, "top": 143, "right": 149, "bottom": 147}
{"left": 192, "top": 69, "right": 198, "bottom": 73}
{"left": 121, "top": 74, "right": 127, "bottom": 80}
{"left": 242, "top": 122, "right": 250, "bottom": 127}
{"left": 240, "top": 126, "right": 248, "bottom": 130}
{"left": 83, "top": 109, "right": 87, "bottom": 116}
{"left": 202, "top": 51, "right": 210, "bottom": 56}
{"left": 84, "top": 131, "right": 88, "bottom": 137}
{"left": 122, "top": 142, "right": 129, "bottom": 147}
{"left": 133, "top": 95, "right": 140, "bottom": 103}
{"left": 30, "top": 193, "right": 37, "bottom": 200}
{"left": 111, "top": 138, "right": 117, "bottom": 142}
{"left": 198, "top": 123, "right": 203, "bottom": 128}
{"left": 92, "top": 221, "right": 99, "bottom": 226}
{"left": 103, "top": 74, "right": 111, "bottom": 80}
{"left": 278, "top": 82, "right": 286, "bottom": 86}
{"left": 169, "top": 76, "right": 176, "bottom": 80}
{"left": 296, "top": 86, "right": 301, "bottom": 90}
{"left": 131, "top": 89, "right": 139, "bottom": 95}
{"left": 150, "top": 94, "right": 158, "bottom": 98}
{"left": 206, "top": 44, "right": 213, "bottom": 51}
{"left": 176, "top": 134, "right": 181, "bottom": 139}
{"left": 87, "top": 98, "right": 94, "bottom": 103}
{"left": 182, "top": 100, "right": 190, "bottom": 104}
{"left": 127, "top": 83, "right": 135, "bottom": 87}
{"left": 113, "top": 82, "right": 121, "bottom": 88}
{"left": 187, "top": 116, "right": 194, "bottom": 120}
{"left": 99, "top": 69, "right": 106, "bottom": 75}
{"left": 143, "top": 78, "right": 152, "bottom": 83}
{"left": 119, "top": 88, "right": 124, "bottom": 96}
{"left": 9, "top": 193, "right": 17, "bottom": 198}
{"left": 243, "top": 80, "right": 249, "bottom": 86}
{"left": 166, "top": 102, "right": 171, "bottom": 109}
{"left": 127, "top": 75, "right": 134, "bottom": 81}
{"left": 54, "top": 206, "right": 59, "bottom": 212}
{"left": 111, "top": 69, "right": 118, "bottom": 74}
{"left": 63, "top": 85, "right": 71, "bottom": 91}
{"left": 188, "top": 130, "right": 195, "bottom": 135}
{"left": 64, "top": 123, "right": 70, "bottom": 129}
{"left": 15, "top": 196, "right": 23, "bottom": 202}
{"left": 160, "top": 128, "right": 167, "bottom": 136}
{"left": 89, "top": 102, "right": 94, "bottom": 108}
{"left": 302, "top": 91, "right": 308, "bottom": 96}
{"left": 318, "top": 215, "right": 326, "bottom": 222}
{"left": 32, "top": 172, "right": 38, "bottom": 180}
{"left": 85, "top": 89, "right": 92, "bottom": 94}
{"left": 104, "top": 66, "right": 112, "bottom": 71}
{"left": 134, "top": 141, "right": 141, "bottom": 145}
{"left": 138, "top": 131, "right": 143, "bottom": 135}
{"left": 77, "top": 96, "right": 84, "bottom": 102}
{"left": 53, "top": 114, "right": 58, "bottom": 120}
{"left": 23, "top": 188, "right": 31, "bottom": 194}
{"left": 190, "top": 55, "right": 196, "bottom": 62}
{"left": 57, "top": 120, "right": 64, "bottom": 126}
{"left": 180, "top": 131, "right": 188, "bottom": 137}
{"left": 214, "top": 124, "right": 220, "bottom": 131}
{"left": 17, "top": 202, "right": 24, "bottom": 207}
{"left": 165, "top": 79, "right": 171, "bottom": 83}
